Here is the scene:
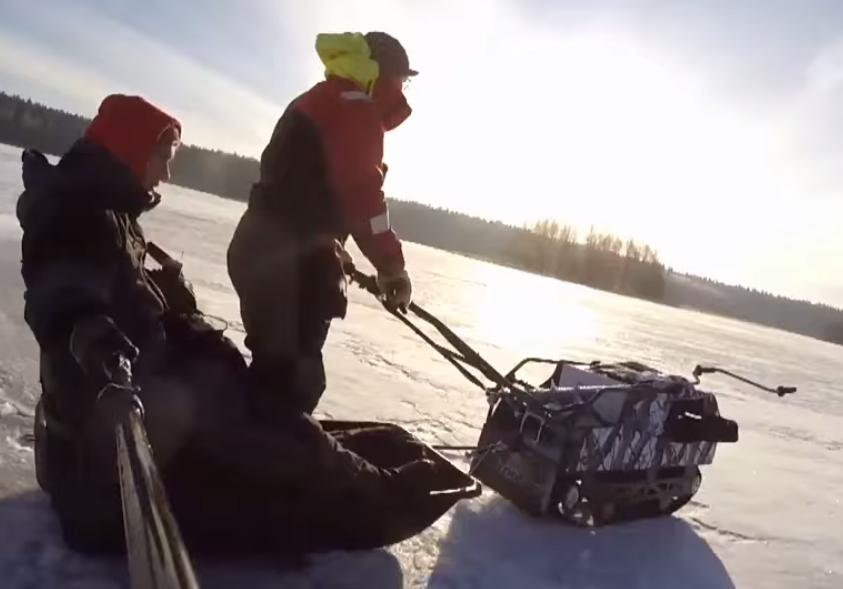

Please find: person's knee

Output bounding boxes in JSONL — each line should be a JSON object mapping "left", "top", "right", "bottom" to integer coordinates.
{"left": 246, "top": 354, "right": 325, "bottom": 415}
{"left": 295, "top": 356, "right": 326, "bottom": 413}
{"left": 136, "top": 375, "right": 198, "bottom": 466}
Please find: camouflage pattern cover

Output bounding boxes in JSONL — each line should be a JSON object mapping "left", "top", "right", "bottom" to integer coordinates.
{"left": 539, "top": 363, "right": 721, "bottom": 473}
{"left": 472, "top": 361, "right": 735, "bottom": 515}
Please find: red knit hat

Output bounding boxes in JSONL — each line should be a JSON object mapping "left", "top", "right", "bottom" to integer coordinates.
{"left": 84, "top": 94, "right": 181, "bottom": 182}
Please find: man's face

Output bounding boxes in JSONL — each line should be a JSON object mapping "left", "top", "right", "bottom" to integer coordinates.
{"left": 382, "top": 73, "right": 407, "bottom": 94}
{"left": 143, "top": 140, "right": 177, "bottom": 191}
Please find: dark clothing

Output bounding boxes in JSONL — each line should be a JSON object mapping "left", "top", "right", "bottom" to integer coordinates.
{"left": 20, "top": 140, "right": 166, "bottom": 349}
{"left": 168, "top": 420, "right": 469, "bottom": 555}
{"left": 227, "top": 208, "right": 338, "bottom": 414}
{"left": 364, "top": 31, "right": 419, "bottom": 78}
{"left": 19, "top": 140, "right": 170, "bottom": 426}
{"left": 18, "top": 137, "right": 432, "bottom": 555}
{"left": 251, "top": 76, "right": 404, "bottom": 274}
{"left": 229, "top": 77, "right": 406, "bottom": 411}
{"left": 17, "top": 138, "right": 249, "bottom": 467}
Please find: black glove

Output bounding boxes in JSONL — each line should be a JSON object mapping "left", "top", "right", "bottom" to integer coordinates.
{"left": 376, "top": 269, "right": 413, "bottom": 313}
{"left": 69, "top": 315, "right": 139, "bottom": 384}
{"left": 21, "top": 149, "right": 52, "bottom": 191}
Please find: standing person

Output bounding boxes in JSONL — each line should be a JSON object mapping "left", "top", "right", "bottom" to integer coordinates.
{"left": 228, "top": 31, "right": 416, "bottom": 416}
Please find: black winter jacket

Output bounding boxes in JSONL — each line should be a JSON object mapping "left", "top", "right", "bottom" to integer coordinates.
{"left": 19, "top": 140, "right": 168, "bottom": 351}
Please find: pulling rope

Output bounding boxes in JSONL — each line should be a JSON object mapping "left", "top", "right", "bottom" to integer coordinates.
{"left": 346, "top": 266, "right": 797, "bottom": 401}
{"left": 346, "top": 266, "right": 508, "bottom": 391}
{"left": 347, "top": 268, "right": 532, "bottom": 457}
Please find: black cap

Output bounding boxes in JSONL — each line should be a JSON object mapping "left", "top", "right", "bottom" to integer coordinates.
{"left": 365, "top": 32, "right": 418, "bottom": 77}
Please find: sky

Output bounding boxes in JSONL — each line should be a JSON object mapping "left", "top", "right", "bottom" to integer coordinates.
{"left": 1, "top": 0, "right": 843, "bottom": 307}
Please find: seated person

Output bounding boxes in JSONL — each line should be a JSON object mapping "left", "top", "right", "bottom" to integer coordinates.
{"left": 18, "top": 94, "right": 442, "bottom": 555}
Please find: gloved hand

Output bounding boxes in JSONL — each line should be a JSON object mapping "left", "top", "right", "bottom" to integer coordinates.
{"left": 21, "top": 149, "right": 51, "bottom": 190}
{"left": 69, "top": 315, "right": 139, "bottom": 384}
{"left": 376, "top": 269, "right": 412, "bottom": 313}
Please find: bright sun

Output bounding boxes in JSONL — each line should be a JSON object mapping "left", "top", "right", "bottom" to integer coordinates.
{"left": 388, "top": 31, "right": 788, "bottom": 279}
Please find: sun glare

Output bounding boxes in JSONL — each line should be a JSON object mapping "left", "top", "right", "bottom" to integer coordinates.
{"left": 469, "top": 262, "right": 600, "bottom": 353}
{"left": 389, "top": 30, "right": 787, "bottom": 279}
{"left": 513, "top": 35, "right": 781, "bottom": 240}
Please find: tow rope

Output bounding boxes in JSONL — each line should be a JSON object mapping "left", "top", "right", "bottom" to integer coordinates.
{"left": 346, "top": 266, "right": 507, "bottom": 390}
{"left": 346, "top": 265, "right": 797, "bottom": 453}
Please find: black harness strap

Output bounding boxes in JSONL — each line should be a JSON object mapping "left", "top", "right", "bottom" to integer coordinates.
{"left": 347, "top": 267, "right": 506, "bottom": 391}
{"left": 347, "top": 267, "right": 799, "bottom": 402}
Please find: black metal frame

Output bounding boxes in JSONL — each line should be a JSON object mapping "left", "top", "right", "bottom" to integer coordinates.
{"left": 113, "top": 388, "right": 199, "bottom": 589}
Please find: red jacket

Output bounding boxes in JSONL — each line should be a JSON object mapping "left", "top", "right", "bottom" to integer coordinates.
{"left": 251, "top": 77, "right": 404, "bottom": 275}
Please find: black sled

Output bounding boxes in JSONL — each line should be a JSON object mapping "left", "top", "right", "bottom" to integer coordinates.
{"left": 34, "top": 401, "right": 480, "bottom": 557}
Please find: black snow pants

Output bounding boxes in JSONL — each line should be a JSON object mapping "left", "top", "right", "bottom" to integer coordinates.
{"left": 226, "top": 206, "right": 347, "bottom": 416}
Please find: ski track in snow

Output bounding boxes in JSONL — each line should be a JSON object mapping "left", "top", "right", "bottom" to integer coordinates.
{"left": 0, "top": 144, "right": 841, "bottom": 588}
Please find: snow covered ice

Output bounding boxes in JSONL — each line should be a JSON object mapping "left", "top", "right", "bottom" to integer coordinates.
{"left": 0, "top": 142, "right": 840, "bottom": 588}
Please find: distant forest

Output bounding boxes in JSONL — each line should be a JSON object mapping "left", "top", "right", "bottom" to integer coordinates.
{"left": 2, "top": 91, "right": 842, "bottom": 346}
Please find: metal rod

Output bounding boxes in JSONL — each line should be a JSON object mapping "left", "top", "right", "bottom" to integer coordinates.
{"left": 693, "top": 365, "right": 797, "bottom": 397}
{"left": 116, "top": 397, "right": 199, "bottom": 589}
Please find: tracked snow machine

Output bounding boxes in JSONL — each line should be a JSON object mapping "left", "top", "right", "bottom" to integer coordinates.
{"left": 472, "top": 359, "right": 745, "bottom": 525}
{"left": 349, "top": 268, "right": 796, "bottom": 527}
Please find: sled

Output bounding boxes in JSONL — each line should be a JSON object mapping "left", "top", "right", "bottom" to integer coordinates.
{"left": 470, "top": 359, "right": 739, "bottom": 525}
{"left": 347, "top": 266, "right": 796, "bottom": 527}
{"left": 165, "top": 419, "right": 482, "bottom": 555}
{"left": 34, "top": 402, "right": 480, "bottom": 559}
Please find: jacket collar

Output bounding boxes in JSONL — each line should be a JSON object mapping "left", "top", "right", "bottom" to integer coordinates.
{"left": 58, "top": 139, "right": 160, "bottom": 218}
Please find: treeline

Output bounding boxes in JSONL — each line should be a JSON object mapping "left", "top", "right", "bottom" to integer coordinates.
{"left": 664, "top": 273, "right": 843, "bottom": 346}
{"left": 511, "top": 220, "right": 665, "bottom": 300}
{"left": 169, "top": 145, "right": 257, "bottom": 201}
{"left": 387, "top": 203, "right": 665, "bottom": 300}
{"left": 2, "top": 91, "right": 843, "bottom": 345}
{"left": 0, "top": 92, "right": 88, "bottom": 154}
{"left": 827, "top": 322, "right": 843, "bottom": 345}
{"left": 387, "top": 200, "right": 529, "bottom": 263}
{"left": 0, "top": 92, "right": 259, "bottom": 201}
